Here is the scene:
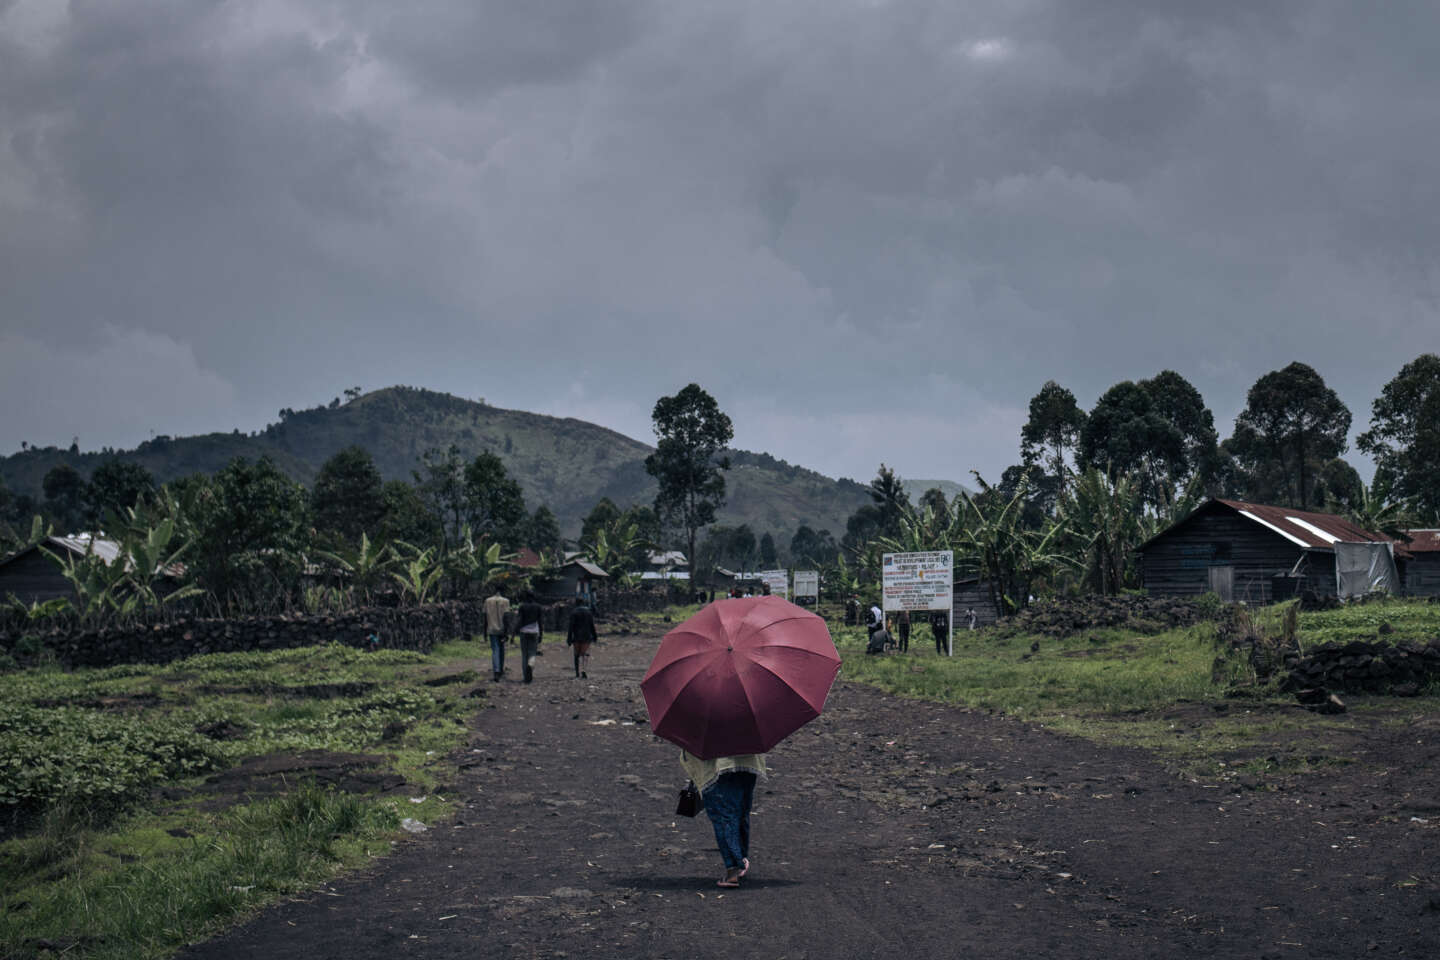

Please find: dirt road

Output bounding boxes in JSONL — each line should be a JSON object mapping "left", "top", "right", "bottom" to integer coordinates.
{"left": 182, "top": 617, "right": 1439, "bottom": 959}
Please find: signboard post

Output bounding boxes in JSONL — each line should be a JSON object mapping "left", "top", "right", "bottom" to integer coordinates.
{"left": 881, "top": 550, "right": 954, "bottom": 656}
{"left": 759, "top": 569, "right": 789, "bottom": 601}
{"left": 793, "top": 570, "right": 819, "bottom": 606}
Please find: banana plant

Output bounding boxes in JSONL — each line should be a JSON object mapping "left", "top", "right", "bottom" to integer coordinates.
{"left": 120, "top": 516, "right": 203, "bottom": 608}
{"left": 42, "top": 540, "right": 133, "bottom": 627}
{"left": 316, "top": 532, "right": 395, "bottom": 605}
{"left": 951, "top": 471, "right": 1075, "bottom": 613}
{"left": 391, "top": 546, "right": 444, "bottom": 606}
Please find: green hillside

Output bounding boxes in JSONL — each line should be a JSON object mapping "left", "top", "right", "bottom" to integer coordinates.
{"left": 0, "top": 386, "right": 871, "bottom": 542}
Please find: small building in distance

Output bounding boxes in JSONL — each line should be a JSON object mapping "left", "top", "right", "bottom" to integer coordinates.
{"left": 1398, "top": 530, "right": 1440, "bottom": 597}
{"left": 544, "top": 558, "right": 609, "bottom": 604}
{"left": 952, "top": 576, "right": 1002, "bottom": 628}
{"left": 0, "top": 534, "right": 185, "bottom": 606}
{"left": 1138, "top": 499, "right": 1393, "bottom": 604}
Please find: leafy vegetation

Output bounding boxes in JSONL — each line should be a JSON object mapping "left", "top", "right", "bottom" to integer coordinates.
{"left": 0, "top": 640, "right": 482, "bottom": 958}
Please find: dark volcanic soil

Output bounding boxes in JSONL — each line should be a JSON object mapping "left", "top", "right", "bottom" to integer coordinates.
{"left": 180, "top": 618, "right": 1440, "bottom": 960}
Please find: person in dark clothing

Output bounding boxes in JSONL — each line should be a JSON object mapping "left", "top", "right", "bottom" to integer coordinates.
{"left": 931, "top": 612, "right": 949, "bottom": 656}
{"left": 865, "top": 627, "right": 890, "bottom": 655}
{"left": 566, "top": 598, "right": 597, "bottom": 678}
{"left": 516, "top": 592, "right": 544, "bottom": 683}
{"left": 896, "top": 609, "right": 911, "bottom": 653}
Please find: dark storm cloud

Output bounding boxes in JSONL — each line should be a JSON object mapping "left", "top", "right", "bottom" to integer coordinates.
{"left": 2, "top": 0, "right": 1437, "bottom": 485}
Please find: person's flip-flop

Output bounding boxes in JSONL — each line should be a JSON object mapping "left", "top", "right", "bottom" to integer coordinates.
{"left": 738, "top": 858, "right": 750, "bottom": 878}
{"left": 716, "top": 877, "right": 740, "bottom": 888}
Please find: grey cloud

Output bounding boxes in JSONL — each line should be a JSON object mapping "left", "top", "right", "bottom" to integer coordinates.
{"left": 1, "top": 0, "right": 1438, "bottom": 486}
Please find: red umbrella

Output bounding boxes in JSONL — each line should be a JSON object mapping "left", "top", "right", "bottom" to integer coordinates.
{"left": 641, "top": 596, "right": 841, "bottom": 759}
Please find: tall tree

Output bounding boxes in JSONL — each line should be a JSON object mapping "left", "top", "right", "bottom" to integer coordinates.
{"left": 312, "top": 446, "right": 386, "bottom": 546}
{"left": 789, "top": 525, "right": 838, "bottom": 568}
{"left": 1140, "top": 370, "right": 1220, "bottom": 493}
{"left": 1020, "top": 380, "right": 1087, "bottom": 477}
{"left": 759, "top": 532, "right": 778, "bottom": 567}
{"left": 1078, "top": 381, "right": 1185, "bottom": 507}
{"left": 644, "top": 384, "right": 733, "bottom": 574}
{"left": 462, "top": 451, "right": 527, "bottom": 547}
{"left": 378, "top": 480, "right": 441, "bottom": 547}
{"left": 42, "top": 463, "right": 87, "bottom": 533}
{"left": 1358, "top": 354, "right": 1440, "bottom": 523}
{"left": 85, "top": 459, "right": 156, "bottom": 527}
{"left": 1228, "top": 362, "right": 1351, "bottom": 509}
{"left": 413, "top": 446, "right": 468, "bottom": 552}
{"left": 581, "top": 498, "right": 623, "bottom": 548}
{"left": 188, "top": 457, "right": 310, "bottom": 612}
{"left": 526, "top": 505, "right": 563, "bottom": 555}
{"left": 868, "top": 464, "right": 911, "bottom": 539}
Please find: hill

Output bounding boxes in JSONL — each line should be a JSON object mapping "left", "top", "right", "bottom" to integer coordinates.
{"left": 902, "top": 477, "right": 973, "bottom": 507}
{"left": 0, "top": 386, "right": 872, "bottom": 543}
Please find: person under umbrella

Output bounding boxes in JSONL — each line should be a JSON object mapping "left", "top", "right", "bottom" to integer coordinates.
{"left": 642, "top": 596, "right": 841, "bottom": 889}
{"left": 680, "top": 748, "right": 766, "bottom": 887}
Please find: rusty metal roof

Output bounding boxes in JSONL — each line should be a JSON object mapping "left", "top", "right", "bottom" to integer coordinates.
{"left": 1213, "top": 499, "right": 1388, "bottom": 549}
{"left": 1141, "top": 499, "right": 1389, "bottom": 553}
{"left": 1400, "top": 529, "right": 1440, "bottom": 553}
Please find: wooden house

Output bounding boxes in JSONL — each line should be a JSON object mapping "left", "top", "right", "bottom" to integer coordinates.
{"left": 0, "top": 535, "right": 185, "bottom": 606}
{"left": 1398, "top": 530, "right": 1440, "bottom": 597}
{"left": 952, "top": 577, "right": 1002, "bottom": 628}
{"left": 542, "top": 558, "right": 609, "bottom": 603}
{"left": 1137, "top": 499, "right": 1392, "bottom": 604}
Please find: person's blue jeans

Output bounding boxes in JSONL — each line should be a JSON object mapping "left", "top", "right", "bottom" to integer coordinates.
{"left": 488, "top": 634, "right": 506, "bottom": 678}
{"left": 703, "top": 771, "right": 756, "bottom": 871}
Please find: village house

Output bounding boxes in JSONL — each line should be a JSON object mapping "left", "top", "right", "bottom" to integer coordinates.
{"left": 1137, "top": 499, "right": 1397, "bottom": 604}
{"left": 0, "top": 534, "right": 185, "bottom": 606}
{"left": 1397, "top": 529, "right": 1440, "bottom": 598}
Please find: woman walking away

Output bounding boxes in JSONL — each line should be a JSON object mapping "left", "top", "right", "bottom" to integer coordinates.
{"left": 681, "top": 749, "right": 767, "bottom": 888}
{"left": 516, "top": 591, "right": 544, "bottom": 684}
{"left": 567, "top": 597, "right": 597, "bottom": 678}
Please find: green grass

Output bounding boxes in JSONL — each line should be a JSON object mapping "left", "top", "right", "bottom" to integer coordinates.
{"left": 835, "top": 598, "right": 1440, "bottom": 776}
{"left": 0, "top": 638, "right": 488, "bottom": 959}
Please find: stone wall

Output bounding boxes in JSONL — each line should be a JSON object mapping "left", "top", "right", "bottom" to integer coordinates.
{"left": 1279, "top": 638, "right": 1440, "bottom": 696}
{"left": 2, "top": 601, "right": 489, "bottom": 669}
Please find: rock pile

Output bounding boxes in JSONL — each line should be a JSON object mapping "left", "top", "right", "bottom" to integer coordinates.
{"left": 4, "top": 601, "right": 488, "bottom": 669}
{"left": 1279, "top": 638, "right": 1440, "bottom": 697}
{"left": 998, "top": 595, "right": 1218, "bottom": 638}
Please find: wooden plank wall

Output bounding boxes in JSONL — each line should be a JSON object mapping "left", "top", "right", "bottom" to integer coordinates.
{"left": 1406, "top": 555, "right": 1440, "bottom": 597}
{"left": 1139, "top": 510, "right": 1335, "bottom": 604}
{"left": 0, "top": 550, "right": 77, "bottom": 605}
{"left": 952, "top": 580, "right": 1002, "bottom": 627}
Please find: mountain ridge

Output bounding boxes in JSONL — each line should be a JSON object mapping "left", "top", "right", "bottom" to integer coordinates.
{"left": 0, "top": 386, "right": 872, "bottom": 542}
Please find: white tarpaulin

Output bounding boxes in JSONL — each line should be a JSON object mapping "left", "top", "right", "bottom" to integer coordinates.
{"left": 1334, "top": 542, "right": 1399, "bottom": 599}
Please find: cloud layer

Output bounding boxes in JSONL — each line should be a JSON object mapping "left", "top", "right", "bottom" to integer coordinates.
{"left": 3, "top": 1, "right": 1437, "bottom": 484}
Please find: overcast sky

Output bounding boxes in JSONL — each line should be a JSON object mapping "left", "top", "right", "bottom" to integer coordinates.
{"left": 3, "top": 0, "right": 1438, "bottom": 486}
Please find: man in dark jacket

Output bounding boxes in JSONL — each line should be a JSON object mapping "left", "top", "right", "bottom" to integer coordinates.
{"left": 516, "top": 592, "right": 544, "bottom": 683}
{"left": 566, "top": 598, "right": 597, "bottom": 678}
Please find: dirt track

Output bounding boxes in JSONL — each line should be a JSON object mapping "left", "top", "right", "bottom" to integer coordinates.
{"left": 181, "top": 617, "right": 1440, "bottom": 960}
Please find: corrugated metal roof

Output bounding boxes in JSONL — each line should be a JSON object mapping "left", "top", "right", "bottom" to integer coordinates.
{"left": 1141, "top": 499, "right": 1389, "bottom": 553}
{"left": 563, "top": 559, "right": 610, "bottom": 578}
{"left": 32, "top": 534, "right": 186, "bottom": 577}
{"left": 1214, "top": 499, "right": 1387, "bottom": 549}
{"left": 1401, "top": 529, "right": 1440, "bottom": 553}
{"left": 647, "top": 550, "right": 688, "bottom": 567}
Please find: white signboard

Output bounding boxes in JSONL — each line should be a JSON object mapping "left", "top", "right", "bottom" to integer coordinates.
{"left": 793, "top": 570, "right": 819, "bottom": 599}
{"left": 881, "top": 551, "right": 953, "bottom": 613}
{"left": 759, "top": 569, "right": 789, "bottom": 600}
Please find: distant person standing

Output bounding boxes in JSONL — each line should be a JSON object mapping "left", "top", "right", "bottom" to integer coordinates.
{"left": 484, "top": 590, "right": 511, "bottom": 682}
{"left": 516, "top": 591, "right": 544, "bottom": 684}
{"left": 896, "top": 609, "right": 911, "bottom": 653}
{"left": 967, "top": 607, "right": 978, "bottom": 631}
{"left": 932, "top": 611, "right": 949, "bottom": 656}
{"left": 567, "top": 597, "right": 597, "bottom": 679}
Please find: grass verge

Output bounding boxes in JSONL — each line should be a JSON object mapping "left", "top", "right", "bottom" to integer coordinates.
{"left": 0, "top": 638, "right": 489, "bottom": 959}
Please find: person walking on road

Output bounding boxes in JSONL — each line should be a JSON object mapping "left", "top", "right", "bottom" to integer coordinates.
{"left": 516, "top": 591, "right": 544, "bottom": 684}
{"left": 484, "top": 590, "right": 511, "bottom": 682}
{"left": 681, "top": 749, "right": 767, "bottom": 888}
{"left": 566, "top": 597, "right": 597, "bottom": 679}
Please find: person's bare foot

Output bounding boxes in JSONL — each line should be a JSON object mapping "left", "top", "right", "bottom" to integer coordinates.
{"left": 717, "top": 868, "right": 741, "bottom": 888}
{"left": 739, "top": 858, "right": 749, "bottom": 878}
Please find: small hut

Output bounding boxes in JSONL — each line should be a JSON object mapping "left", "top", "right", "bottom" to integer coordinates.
{"left": 1398, "top": 530, "right": 1440, "bottom": 597}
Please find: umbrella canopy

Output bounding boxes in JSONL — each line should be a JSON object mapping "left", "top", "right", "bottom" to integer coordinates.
{"left": 641, "top": 596, "right": 841, "bottom": 759}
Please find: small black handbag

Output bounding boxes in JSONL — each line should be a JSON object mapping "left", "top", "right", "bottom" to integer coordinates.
{"left": 676, "top": 780, "right": 702, "bottom": 817}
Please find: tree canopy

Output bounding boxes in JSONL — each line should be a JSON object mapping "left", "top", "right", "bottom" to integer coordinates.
{"left": 644, "top": 384, "right": 733, "bottom": 574}
{"left": 1358, "top": 353, "right": 1440, "bottom": 523}
{"left": 1228, "top": 362, "right": 1351, "bottom": 509}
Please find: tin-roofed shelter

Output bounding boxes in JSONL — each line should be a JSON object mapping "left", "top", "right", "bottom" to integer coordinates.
{"left": 1398, "top": 530, "right": 1440, "bottom": 597}
{"left": 0, "top": 535, "right": 185, "bottom": 606}
{"left": 1138, "top": 499, "right": 1395, "bottom": 604}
